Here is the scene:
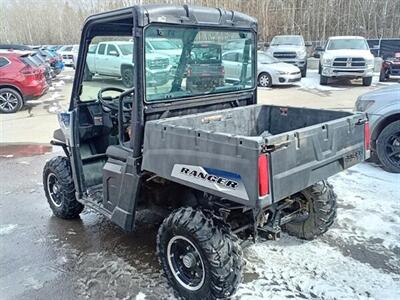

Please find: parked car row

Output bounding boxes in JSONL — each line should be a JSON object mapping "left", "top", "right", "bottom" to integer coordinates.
{"left": 0, "top": 44, "right": 68, "bottom": 113}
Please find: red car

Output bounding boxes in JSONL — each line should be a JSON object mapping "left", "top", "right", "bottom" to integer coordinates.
{"left": 380, "top": 51, "right": 400, "bottom": 81}
{"left": 0, "top": 52, "right": 48, "bottom": 113}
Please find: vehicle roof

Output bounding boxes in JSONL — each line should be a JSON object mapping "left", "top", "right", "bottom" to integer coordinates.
{"left": 328, "top": 36, "right": 366, "bottom": 40}
{"left": 98, "top": 41, "right": 132, "bottom": 45}
{"left": 273, "top": 35, "right": 303, "bottom": 38}
{"left": 84, "top": 4, "right": 257, "bottom": 30}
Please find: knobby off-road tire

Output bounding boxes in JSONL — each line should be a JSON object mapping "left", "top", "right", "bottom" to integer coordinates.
{"left": 157, "top": 207, "right": 243, "bottom": 300}
{"left": 43, "top": 156, "right": 84, "bottom": 219}
{"left": 283, "top": 181, "right": 337, "bottom": 240}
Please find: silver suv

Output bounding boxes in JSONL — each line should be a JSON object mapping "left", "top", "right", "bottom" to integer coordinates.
{"left": 266, "top": 35, "right": 310, "bottom": 77}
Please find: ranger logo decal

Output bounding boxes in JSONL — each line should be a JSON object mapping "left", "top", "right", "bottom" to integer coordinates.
{"left": 171, "top": 164, "right": 249, "bottom": 200}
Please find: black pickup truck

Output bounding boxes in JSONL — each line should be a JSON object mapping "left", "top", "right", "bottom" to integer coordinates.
{"left": 43, "top": 5, "right": 369, "bottom": 299}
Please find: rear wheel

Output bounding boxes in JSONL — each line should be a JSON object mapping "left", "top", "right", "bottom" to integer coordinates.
{"left": 320, "top": 75, "right": 329, "bottom": 85}
{"left": 362, "top": 76, "right": 373, "bottom": 86}
{"left": 121, "top": 66, "right": 134, "bottom": 88}
{"left": 157, "top": 207, "right": 242, "bottom": 299}
{"left": 258, "top": 72, "right": 272, "bottom": 87}
{"left": 0, "top": 88, "right": 23, "bottom": 114}
{"left": 83, "top": 64, "right": 93, "bottom": 81}
{"left": 376, "top": 120, "right": 400, "bottom": 173}
{"left": 283, "top": 181, "right": 337, "bottom": 240}
{"left": 43, "top": 156, "right": 84, "bottom": 219}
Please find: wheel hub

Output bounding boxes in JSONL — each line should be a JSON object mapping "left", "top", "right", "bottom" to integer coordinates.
{"left": 0, "top": 92, "right": 18, "bottom": 112}
{"left": 167, "top": 235, "right": 205, "bottom": 291}
{"left": 182, "top": 252, "right": 196, "bottom": 268}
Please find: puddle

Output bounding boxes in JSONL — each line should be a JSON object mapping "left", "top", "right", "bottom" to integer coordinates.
{"left": 0, "top": 143, "right": 52, "bottom": 158}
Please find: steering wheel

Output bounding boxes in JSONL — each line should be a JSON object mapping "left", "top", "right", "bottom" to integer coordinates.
{"left": 98, "top": 87, "right": 124, "bottom": 111}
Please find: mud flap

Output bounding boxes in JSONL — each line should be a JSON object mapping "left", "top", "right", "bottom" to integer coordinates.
{"left": 103, "top": 156, "right": 140, "bottom": 232}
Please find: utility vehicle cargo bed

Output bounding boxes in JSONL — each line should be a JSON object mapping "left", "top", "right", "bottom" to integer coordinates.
{"left": 142, "top": 105, "right": 367, "bottom": 207}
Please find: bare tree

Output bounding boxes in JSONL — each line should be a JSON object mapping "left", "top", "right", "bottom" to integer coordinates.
{"left": 0, "top": 0, "right": 399, "bottom": 45}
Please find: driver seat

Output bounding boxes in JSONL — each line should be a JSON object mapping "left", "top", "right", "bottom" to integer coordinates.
{"left": 106, "top": 142, "right": 132, "bottom": 162}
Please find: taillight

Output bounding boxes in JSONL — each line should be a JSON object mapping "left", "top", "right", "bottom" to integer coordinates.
{"left": 220, "top": 66, "right": 225, "bottom": 76}
{"left": 364, "top": 121, "right": 370, "bottom": 151}
{"left": 258, "top": 155, "right": 269, "bottom": 197}
{"left": 21, "top": 66, "right": 35, "bottom": 76}
{"left": 187, "top": 67, "right": 192, "bottom": 77}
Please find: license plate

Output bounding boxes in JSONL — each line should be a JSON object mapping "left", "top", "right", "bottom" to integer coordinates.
{"left": 343, "top": 149, "right": 363, "bottom": 168}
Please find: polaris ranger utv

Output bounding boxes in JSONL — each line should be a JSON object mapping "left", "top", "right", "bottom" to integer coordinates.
{"left": 43, "top": 5, "right": 370, "bottom": 299}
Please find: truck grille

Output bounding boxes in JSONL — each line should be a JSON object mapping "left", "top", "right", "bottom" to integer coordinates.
{"left": 332, "top": 57, "right": 365, "bottom": 68}
{"left": 63, "top": 55, "right": 73, "bottom": 59}
{"left": 273, "top": 52, "right": 297, "bottom": 59}
{"left": 391, "top": 64, "right": 400, "bottom": 70}
{"left": 147, "top": 58, "right": 169, "bottom": 70}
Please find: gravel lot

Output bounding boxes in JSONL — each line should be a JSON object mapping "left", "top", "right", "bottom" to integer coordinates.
{"left": 0, "top": 68, "right": 399, "bottom": 299}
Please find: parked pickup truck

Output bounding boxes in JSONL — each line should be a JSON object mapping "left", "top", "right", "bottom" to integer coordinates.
{"left": 44, "top": 5, "right": 370, "bottom": 299}
{"left": 85, "top": 41, "right": 172, "bottom": 87}
{"left": 266, "top": 35, "right": 311, "bottom": 77}
{"left": 315, "top": 36, "right": 375, "bottom": 86}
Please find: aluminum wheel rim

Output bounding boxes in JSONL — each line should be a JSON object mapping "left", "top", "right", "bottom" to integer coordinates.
{"left": 167, "top": 235, "right": 205, "bottom": 291}
{"left": 0, "top": 92, "right": 19, "bottom": 112}
{"left": 47, "top": 173, "right": 62, "bottom": 207}
{"left": 259, "top": 74, "right": 270, "bottom": 87}
{"left": 386, "top": 132, "right": 400, "bottom": 167}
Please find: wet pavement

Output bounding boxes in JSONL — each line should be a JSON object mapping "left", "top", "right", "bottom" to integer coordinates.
{"left": 0, "top": 153, "right": 174, "bottom": 300}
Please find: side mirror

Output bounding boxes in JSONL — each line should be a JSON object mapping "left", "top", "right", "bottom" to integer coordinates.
{"left": 109, "top": 50, "right": 119, "bottom": 57}
{"left": 305, "top": 41, "right": 312, "bottom": 47}
{"left": 313, "top": 53, "right": 321, "bottom": 59}
{"left": 264, "top": 42, "right": 270, "bottom": 48}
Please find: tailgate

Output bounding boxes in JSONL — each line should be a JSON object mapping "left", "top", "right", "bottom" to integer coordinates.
{"left": 266, "top": 113, "right": 367, "bottom": 202}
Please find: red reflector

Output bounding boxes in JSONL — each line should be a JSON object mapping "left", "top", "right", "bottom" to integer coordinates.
{"left": 364, "top": 121, "right": 370, "bottom": 151}
{"left": 258, "top": 155, "right": 269, "bottom": 197}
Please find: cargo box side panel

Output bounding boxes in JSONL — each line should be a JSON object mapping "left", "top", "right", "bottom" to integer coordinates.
{"left": 142, "top": 122, "right": 261, "bottom": 207}
{"left": 269, "top": 115, "right": 365, "bottom": 201}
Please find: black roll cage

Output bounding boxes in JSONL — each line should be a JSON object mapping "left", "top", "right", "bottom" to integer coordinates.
{"left": 69, "top": 5, "right": 258, "bottom": 195}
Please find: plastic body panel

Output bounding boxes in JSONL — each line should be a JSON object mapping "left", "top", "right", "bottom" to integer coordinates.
{"left": 142, "top": 104, "right": 367, "bottom": 208}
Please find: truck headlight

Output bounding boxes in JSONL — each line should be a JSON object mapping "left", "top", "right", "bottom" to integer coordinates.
{"left": 297, "top": 49, "right": 306, "bottom": 58}
{"left": 322, "top": 58, "right": 333, "bottom": 66}
{"left": 366, "top": 58, "right": 374, "bottom": 68}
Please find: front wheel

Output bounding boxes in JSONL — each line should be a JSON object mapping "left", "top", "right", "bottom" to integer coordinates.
{"left": 282, "top": 181, "right": 337, "bottom": 240}
{"left": 301, "top": 63, "right": 307, "bottom": 77}
{"left": 43, "top": 156, "right": 84, "bottom": 219}
{"left": 376, "top": 120, "right": 400, "bottom": 173}
{"left": 157, "top": 207, "right": 243, "bottom": 299}
{"left": 362, "top": 76, "right": 373, "bottom": 86}
{"left": 320, "top": 75, "right": 329, "bottom": 85}
{"left": 258, "top": 72, "right": 272, "bottom": 87}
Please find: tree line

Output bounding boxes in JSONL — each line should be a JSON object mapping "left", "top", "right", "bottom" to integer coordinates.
{"left": 0, "top": 0, "right": 399, "bottom": 45}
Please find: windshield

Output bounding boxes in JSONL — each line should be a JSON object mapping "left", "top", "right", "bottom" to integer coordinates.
{"left": 327, "top": 39, "right": 369, "bottom": 50}
{"left": 271, "top": 36, "right": 304, "bottom": 46}
{"left": 258, "top": 52, "right": 278, "bottom": 64}
{"left": 148, "top": 39, "right": 179, "bottom": 50}
{"left": 118, "top": 43, "right": 133, "bottom": 55}
{"left": 145, "top": 26, "right": 255, "bottom": 102}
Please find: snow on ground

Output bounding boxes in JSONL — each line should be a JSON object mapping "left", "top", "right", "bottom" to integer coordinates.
{"left": 0, "top": 224, "right": 17, "bottom": 236}
{"left": 294, "top": 70, "right": 399, "bottom": 92}
{"left": 237, "top": 163, "right": 400, "bottom": 300}
{"left": 295, "top": 70, "right": 346, "bottom": 91}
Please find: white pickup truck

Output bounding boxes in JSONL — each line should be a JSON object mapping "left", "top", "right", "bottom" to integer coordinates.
{"left": 315, "top": 36, "right": 375, "bottom": 86}
{"left": 85, "top": 41, "right": 172, "bottom": 87}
